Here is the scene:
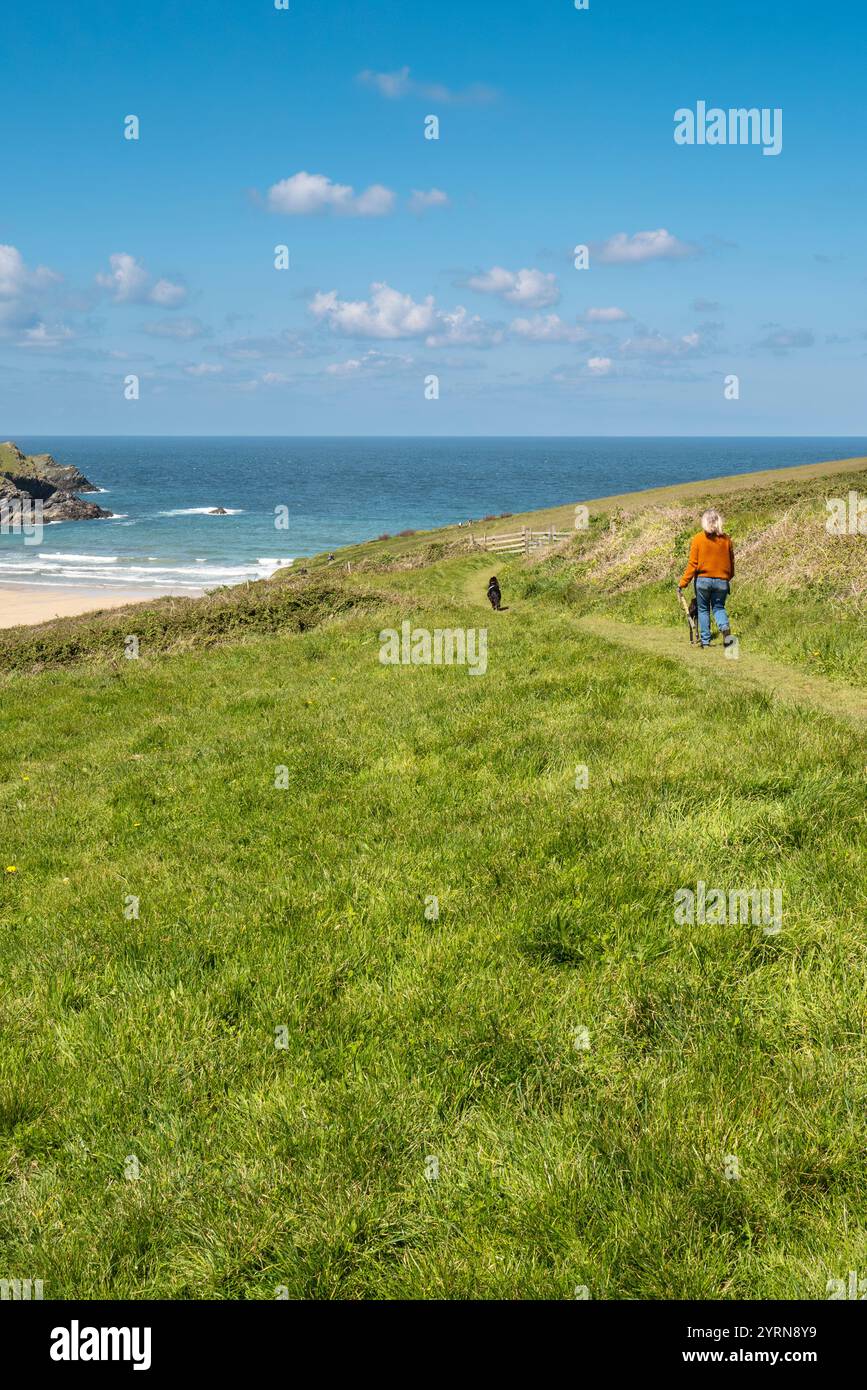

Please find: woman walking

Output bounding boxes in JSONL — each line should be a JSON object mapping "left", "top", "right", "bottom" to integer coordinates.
{"left": 678, "top": 509, "right": 735, "bottom": 648}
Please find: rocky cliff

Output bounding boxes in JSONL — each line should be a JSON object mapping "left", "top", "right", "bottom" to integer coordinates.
{"left": 0, "top": 441, "right": 112, "bottom": 522}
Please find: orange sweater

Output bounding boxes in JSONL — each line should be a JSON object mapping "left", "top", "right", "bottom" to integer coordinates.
{"left": 679, "top": 531, "right": 734, "bottom": 588}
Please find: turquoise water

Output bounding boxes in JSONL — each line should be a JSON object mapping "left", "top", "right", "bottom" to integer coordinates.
{"left": 1, "top": 437, "right": 863, "bottom": 590}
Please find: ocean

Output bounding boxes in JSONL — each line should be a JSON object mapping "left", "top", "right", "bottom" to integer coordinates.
{"left": 2, "top": 437, "right": 864, "bottom": 591}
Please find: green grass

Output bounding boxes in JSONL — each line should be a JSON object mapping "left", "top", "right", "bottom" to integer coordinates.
{"left": 0, "top": 458, "right": 865, "bottom": 1299}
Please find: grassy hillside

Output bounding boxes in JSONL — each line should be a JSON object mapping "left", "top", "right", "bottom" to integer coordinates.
{"left": 0, "top": 456, "right": 864, "bottom": 1299}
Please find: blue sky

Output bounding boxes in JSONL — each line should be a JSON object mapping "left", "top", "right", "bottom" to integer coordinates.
{"left": 1, "top": 0, "right": 865, "bottom": 434}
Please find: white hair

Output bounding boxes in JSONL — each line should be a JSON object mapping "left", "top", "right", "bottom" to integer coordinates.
{"left": 701, "top": 508, "right": 725, "bottom": 536}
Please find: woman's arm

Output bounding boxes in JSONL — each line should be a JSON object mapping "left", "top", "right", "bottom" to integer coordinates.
{"left": 679, "top": 535, "right": 700, "bottom": 588}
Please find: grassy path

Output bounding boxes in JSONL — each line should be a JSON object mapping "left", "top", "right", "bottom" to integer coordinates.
{"left": 577, "top": 616, "right": 867, "bottom": 723}
{"left": 455, "top": 558, "right": 866, "bottom": 723}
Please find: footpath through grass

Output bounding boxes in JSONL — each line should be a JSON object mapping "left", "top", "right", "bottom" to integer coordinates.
{"left": 0, "top": 457, "right": 864, "bottom": 1299}
{"left": 575, "top": 616, "right": 867, "bottom": 723}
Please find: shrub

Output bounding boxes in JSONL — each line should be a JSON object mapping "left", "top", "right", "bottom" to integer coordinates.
{"left": 0, "top": 580, "right": 378, "bottom": 675}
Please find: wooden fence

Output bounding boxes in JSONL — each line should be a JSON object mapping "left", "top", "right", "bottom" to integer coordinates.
{"left": 473, "top": 525, "right": 571, "bottom": 555}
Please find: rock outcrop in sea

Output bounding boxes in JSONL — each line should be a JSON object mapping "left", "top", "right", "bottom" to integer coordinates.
{"left": 0, "top": 440, "right": 112, "bottom": 523}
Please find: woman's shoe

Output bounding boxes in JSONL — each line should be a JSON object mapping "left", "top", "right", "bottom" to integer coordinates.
{"left": 721, "top": 627, "right": 734, "bottom": 647}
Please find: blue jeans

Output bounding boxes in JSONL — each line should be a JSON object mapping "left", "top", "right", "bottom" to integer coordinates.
{"left": 695, "top": 577, "right": 730, "bottom": 646}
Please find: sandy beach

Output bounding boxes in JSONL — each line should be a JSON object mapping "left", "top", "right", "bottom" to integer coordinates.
{"left": 0, "top": 585, "right": 202, "bottom": 630}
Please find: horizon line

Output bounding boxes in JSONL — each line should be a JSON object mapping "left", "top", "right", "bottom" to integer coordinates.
{"left": 6, "top": 433, "right": 867, "bottom": 442}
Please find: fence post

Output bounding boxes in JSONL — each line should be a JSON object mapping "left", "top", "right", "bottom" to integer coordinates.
{"left": 524, "top": 527, "right": 529, "bottom": 555}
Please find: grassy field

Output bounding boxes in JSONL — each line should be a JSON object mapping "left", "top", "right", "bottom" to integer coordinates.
{"left": 0, "top": 456, "right": 864, "bottom": 1299}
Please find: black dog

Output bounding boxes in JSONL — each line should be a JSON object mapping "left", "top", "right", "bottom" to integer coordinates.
{"left": 678, "top": 585, "right": 699, "bottom": 643}
{"left": 687, "top": 594, "right": 698, "bottom": 644}
{"left": 486, "top": 576, "right": 502, "bottom": 610}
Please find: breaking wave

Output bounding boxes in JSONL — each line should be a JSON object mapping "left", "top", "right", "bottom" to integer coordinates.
{"left": 0, "top": 553, "right": 294, "bottom": 590}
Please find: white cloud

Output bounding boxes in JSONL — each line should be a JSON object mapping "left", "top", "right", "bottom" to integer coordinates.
{"left": 310, "top": 282, "right": 437, "bottom": 339}
{"left": 150, "top": 278, "right": 188, "bottom": 308}
{"left": 408, "top": 188, "right": 450, "bottom": 215}
{"left": 353, "top": 184, "right": 397, "bottom": 217}
{"left": 217, "top": 331, "right": 309, "bottom": 362}
{"left": 266, "top": 171, "right": 395, "bottom": 217}
{"left": 325, "top": 358, "right": 364, "bottom": 376}
{"left": 141, "top": 317, "right": 210, "bottom": 340}
{"left": 0, "top": 246, "right": 63, "bottom": 337}
{"left": 585, "top": 306, "right": 630, "bottom": 322}
{"left": 587, "top": 356, "right": 613, "bottom": 374}
{"left": 467, "top": 266, "right": 560, "bottom": 308}
{"left": 357, "top": 67, "right": 497, "bottom": 105}
{"left": 0, "top": 244, "right": 61, "bottom": 301}
{"left": 325, "top": 349, "right": 414, "bottom": 377}
{"left": 96, "top": 253, "right": 187, "bottom": 306}
{"left": 755, "top": 326, "right": 814, "bottom": 352}
{"left": 310, "top": 282, "right": 501, "bottom": 348}
{"left": 426, "top": 306, "right": 502, "bottom": 348}
{"left": 596, "top": 229, "right": 695, "bottom": 265}
{"left": 17, "top": 322, "right": 75, "bottom": 348}
{"left": 95, "top": 253, "right": 149, "bottom": 301}
{"left": 510, "top": 313, "right": 587, "bottom": 343}
{"left": 359, "top": 66, "right": 413, "bottom": 99}
{"left": 620, "top": 328, "right": 705, "bottom": 359}
{"left": 184, "top": 363, "right": 223, "bottom": 376}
